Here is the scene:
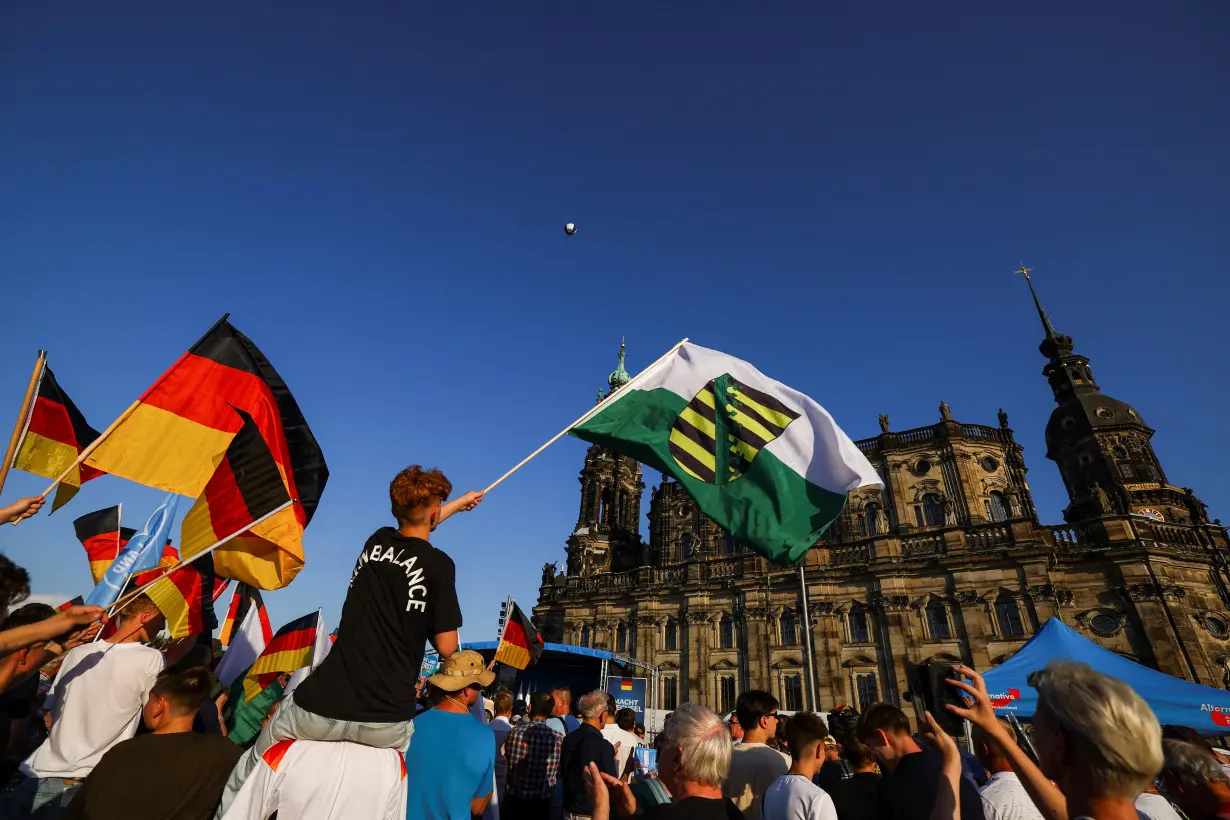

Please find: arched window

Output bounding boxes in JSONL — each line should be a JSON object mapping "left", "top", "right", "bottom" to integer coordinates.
{"left": 580, "top": 624, "right": 591, "bottom": 647}
{"left": 996, "top": 593, "right": 1024, "bottom": 638}
{"left": 616, "top": 622, "right": 628, "bottom": 654}
{"left": 857, "top": 514, "right": 867, "bottom": 537}
{"left": 719, "top": 614, "right": 735, "bottom": 649}
{"left": 664, "top": 617, "right": 678, "bottom": 651}
{"left": 848, "top": 607, "right": 871, "bottom": 643}
{"left": 926, "top": 599, "right": 951, "bottom": 640}
{"left": 598, "top": 487, "right": 611, "bottom": 524}
{"left": 681, "top": 533, "right": 694, "bottom": 561}
{"left": 865, "top": 503, "right": 881, "bottom": 535}
{"left": 854, "top": 672, "right": 878, "bottom": 711}
{"left": 923, "top": 494, "right": 945, "bottom": 527}
{"left": 987, "top": 491, "right": 1010, "bottom": 523}
{"left": 780, "top": 609, "right": 798, "bottom": 645}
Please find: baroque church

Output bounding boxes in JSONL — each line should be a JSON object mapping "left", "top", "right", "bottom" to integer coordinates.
{"left": 533, "top": 272, "right": 1230, "bottom": 715}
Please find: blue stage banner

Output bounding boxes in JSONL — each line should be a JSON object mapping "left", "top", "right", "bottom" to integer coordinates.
{"left": 605, "top": 676, "right": 648, "bottom": 724}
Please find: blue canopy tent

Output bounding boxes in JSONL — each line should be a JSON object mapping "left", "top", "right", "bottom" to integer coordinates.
{"left": 981, "top": 618, "right": 1230, "bottom": 735}
{"left": 461, "top": 641, "right": 629, "bottom": 702}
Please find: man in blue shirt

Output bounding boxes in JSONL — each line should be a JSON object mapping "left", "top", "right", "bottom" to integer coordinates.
{"left": 405, "top": 650, "right": 496, "bottom": 820}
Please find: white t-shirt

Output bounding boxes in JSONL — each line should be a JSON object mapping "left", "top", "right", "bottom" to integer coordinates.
{"left": 762, "top": 774, "right": 839, "bottom": 820}
{"left": 1135, "top": 792, "right": 1184, "bottom": 820}
{"left": 601, "top": 723, "right": 644, "bottom": 777}
{"left": 22, "top": 641, "right": 164, "bottom": 779}
{"left": 724, "top": 742, "right": 792, "bottom": 820}
{"left": 980, "top": 772, "right": 1046, "bottom": 820}
{"left": 220, "top": 739, "right": 408, "bottom": 820}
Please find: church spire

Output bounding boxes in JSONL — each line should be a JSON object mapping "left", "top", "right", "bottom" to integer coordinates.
{"left": 1015, "top": 265, "right": 1060, "bottom": 341}
{"left": 608, "top": 337, "right": 631, "bottom": 392}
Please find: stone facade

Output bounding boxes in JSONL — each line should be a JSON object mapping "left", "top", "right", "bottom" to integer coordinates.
{"left": 534, "top": 278, "right": 1230, "bottom": 715}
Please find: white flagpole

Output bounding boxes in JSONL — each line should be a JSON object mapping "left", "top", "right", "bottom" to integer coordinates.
{"left": 482, "top": 338, "right": 688, "bottom": 495}
{"left": 109, "top": 498, "right": 295, "bottom": 617}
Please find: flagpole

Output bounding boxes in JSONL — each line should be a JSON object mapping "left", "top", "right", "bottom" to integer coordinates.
{"left": 109, "top": 498, "right": 294, "bottom": 616}
{"left": 23, "top": 314, "right": 232, "bottom": 513}
{"left": 94, "top": 572, "right": 136, "bottom": 643}
{"left": 0, "top": 350, "right": 47, "bottom": 498}
{"left": 482, "top": 338, "right": 689, "bottom": 495}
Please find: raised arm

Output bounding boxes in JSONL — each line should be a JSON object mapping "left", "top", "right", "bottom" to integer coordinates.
{"left": 0, "top": 606, "right": 103, "bottom": 656}
{"left": 947, "top": 666, "right": 1068, "bottom": 820}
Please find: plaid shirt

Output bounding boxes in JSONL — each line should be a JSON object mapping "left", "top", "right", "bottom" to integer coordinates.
{"left": 504, "top": 719, "right": 563, "bottom": 799}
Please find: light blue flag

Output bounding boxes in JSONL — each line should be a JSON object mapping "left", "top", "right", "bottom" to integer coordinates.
{"left": 85, "top": 494, "right": 179, "bottom": 608}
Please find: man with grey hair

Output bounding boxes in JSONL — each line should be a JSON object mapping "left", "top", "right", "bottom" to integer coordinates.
{"left": 1159, "top": 739, "right": 1230, "bottom": 820}
{"left": 602, "top": 702, "right": 743, "bottom": 819}
{"left": 948, "top": 661, "right": 1163, "bottom": 820}
{"left": 561, "top": 690, "right": 617, "bottom": 819}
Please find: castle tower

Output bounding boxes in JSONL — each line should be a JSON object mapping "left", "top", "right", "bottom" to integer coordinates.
{"left": 565, "top": 341, "right": 647, "bottom": 575}
{"left": 1018, "top": 267, "right": 1209, "bottom": 525}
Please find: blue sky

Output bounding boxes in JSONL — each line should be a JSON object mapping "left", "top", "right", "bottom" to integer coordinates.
{"left": 2, "top": 1, "right": 1227, "bottom": 637}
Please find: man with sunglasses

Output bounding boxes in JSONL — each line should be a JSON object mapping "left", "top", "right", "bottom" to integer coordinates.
{"left": 725, "top": 691, "right": 791, "bottom": 819}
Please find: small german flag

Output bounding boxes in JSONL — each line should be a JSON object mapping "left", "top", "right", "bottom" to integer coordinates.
{"left": 12, "top": 365, "right": 103, "bottom": 511}
{"left": 58, "top": 596, "right": 84, "bottom": 612}
{"left": 179, "top": 407, "right": 295, "bottom": 589}
{"left": 220, "top": 582, "right": 272, "bottom": 647}
{"left": 132, "top": 542, "right": 180, "bottom": 587}
{"left": 145, "top": 552, "right": 218, "bottom": 640}
{"left": 241, "top": 611, "right": 318, "bottom": 703}
{"left": 72, "top": 507, "right": 137, "bottom": 585}
{"left": 83, "top": 319, "right": 327, "bottom": 576}
{"left": 493, "top": 601, "right": 544, "bottom": 671}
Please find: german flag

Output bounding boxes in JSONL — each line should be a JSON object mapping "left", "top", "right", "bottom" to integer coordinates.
{"left": 145, "top": 552, "right": 218, "bottom": 639}
{"left": 179, "top": 407, "right": 296, "bottom": 589}
{"left": 132, "top": 542, "right": 179, "bottom": 587}
{"left": 241, "top": 611, "right": 318, "bottom": 703}
{"left": 493, "top": 601, "right": 544, "bottom": 670}
{"left": 84, "top": 318, "right": 328, "bottom": 580}
{"left": 219, "top": 582, "right": 272, "bottom": 647}
{"left": 12, "top": 365, "right": 103, "bottom": 511}
{"left": 58, "top": 596, "right": 84, "bottom": 612}
{"left": 72, "top": 507, "right": 137, "bottom": 584}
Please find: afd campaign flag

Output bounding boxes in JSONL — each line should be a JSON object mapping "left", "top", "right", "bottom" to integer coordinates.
{"left": 606, "top": 677, "right": 649, "bottom": 724}
{"left": 86, "top": 494, "right": 179, "bottom": 608}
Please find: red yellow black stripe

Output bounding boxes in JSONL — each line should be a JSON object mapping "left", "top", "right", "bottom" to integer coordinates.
{"left": 493, "top": 602, "right": 544, "bottom": 670}
{"left": 243, "top": 611, "right": 318, "bottom": 701}
{"left": 14, "top": 367, "right": 103, "bottom": 509}
{"left": 73, "top": 507, "right": 137, "bottom": 584}
{"left": 85, "top": 320, "right": 327, "bottom": 530}
{"left": 180, "top": 408, "right": 298, "bottom": 589}
{"left": 145, "top": 552, "right": 216, "bottom": 639}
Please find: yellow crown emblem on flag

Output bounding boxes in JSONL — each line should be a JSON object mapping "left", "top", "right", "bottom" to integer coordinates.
{"left": 668, "top": 374, "right": 801, "bottom": 486}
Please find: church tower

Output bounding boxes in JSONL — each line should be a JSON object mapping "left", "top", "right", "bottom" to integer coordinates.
{"left": 1020, "top": 267, "right": 1210, "bottom": 526}
{"left": 565, "top": 341, "right": 647, "bottom": 576}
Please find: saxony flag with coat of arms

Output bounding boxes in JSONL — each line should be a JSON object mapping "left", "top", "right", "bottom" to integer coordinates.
{"left": 569, "top": 342, "right": 882, "bottom": 566}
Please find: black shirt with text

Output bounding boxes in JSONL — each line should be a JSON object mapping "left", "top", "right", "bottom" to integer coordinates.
{"left": 293, "top": 528, "right": 463, "bottom": 723}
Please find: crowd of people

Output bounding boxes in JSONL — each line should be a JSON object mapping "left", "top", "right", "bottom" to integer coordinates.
{"left": 1, "top": 476, "right": 1230, "bottom": 820}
